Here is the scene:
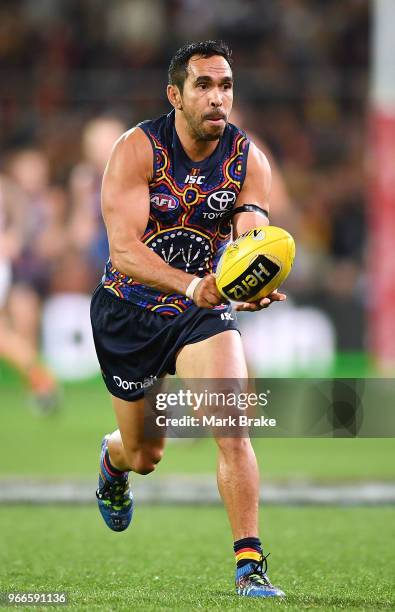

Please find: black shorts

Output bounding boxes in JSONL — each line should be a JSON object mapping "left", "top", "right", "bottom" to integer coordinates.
{"left": 90, "top": 285, "right": 240, "bottom": 401}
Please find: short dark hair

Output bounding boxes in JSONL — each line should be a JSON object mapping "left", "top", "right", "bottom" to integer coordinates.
{"left": 168, "top": 40, "right": 232, "bottom": 92}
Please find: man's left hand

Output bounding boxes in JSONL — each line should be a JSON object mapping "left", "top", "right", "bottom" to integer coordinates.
{"left": 234, "top": 289, "right": 286, "bottom": 312}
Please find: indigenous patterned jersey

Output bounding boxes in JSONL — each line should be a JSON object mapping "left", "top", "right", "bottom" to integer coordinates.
{"left": 103, "top": 110, "right": 250, "bottom": 316}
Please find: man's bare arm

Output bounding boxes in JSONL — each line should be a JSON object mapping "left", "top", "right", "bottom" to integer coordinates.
{"left": 232, "top": 142, "right": 271, "bottom": 238}
{"left": 232, "top": 142, "right": 286, "bottom": 311}
{"left": 102, "top": 127, "right": 197, "bottom": 295}
{"left": 102, "top": 128, "right": 222, "bottom": 307}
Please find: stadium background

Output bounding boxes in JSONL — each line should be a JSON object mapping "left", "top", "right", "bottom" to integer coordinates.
{"left": 1, "top": 1, "right": 394, "bottom": 610}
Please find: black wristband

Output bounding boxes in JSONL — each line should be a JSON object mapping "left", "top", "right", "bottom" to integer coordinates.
{"left": 230, "top": 204, "right": 269, "bottom": 220}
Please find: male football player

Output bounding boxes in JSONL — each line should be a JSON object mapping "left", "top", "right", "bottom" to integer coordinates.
{"left": 91, "top": 40, "right": 286, "bottom": 598}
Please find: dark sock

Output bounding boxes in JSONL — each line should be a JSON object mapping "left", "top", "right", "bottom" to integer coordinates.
{"left": 103, "top": 448, "right": 125, "bottom": 478}
{"left": 234, "top": 536, "right": 262, "bottom": 568}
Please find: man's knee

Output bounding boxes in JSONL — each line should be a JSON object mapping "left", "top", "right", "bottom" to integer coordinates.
{"left": 124, "top": 444, "right": 164, "bottom": 475}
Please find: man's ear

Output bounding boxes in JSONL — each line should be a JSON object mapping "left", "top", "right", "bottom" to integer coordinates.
{"left": 167, "top": 84, "right": 183, "bottom": 110}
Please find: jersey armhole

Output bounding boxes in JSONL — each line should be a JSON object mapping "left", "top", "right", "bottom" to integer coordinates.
{"left": 239, "top": 137, "right": 250, "bottom": 189}
{"left": 136, "top": 124, "right": 156, "bottom": 183}
{"left": 228, "top": 123, "right": 250, "bottom": 190}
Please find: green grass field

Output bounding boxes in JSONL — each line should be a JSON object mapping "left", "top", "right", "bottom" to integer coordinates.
{"left": 1, "top": 505, "right": 394, "bottom": 610}
{"left": 1, "top": 361, "right": 394, "bottom": 610}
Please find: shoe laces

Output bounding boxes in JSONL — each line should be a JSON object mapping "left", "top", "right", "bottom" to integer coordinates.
{"left": 97, "top": 476, "right": 129, "bottom": 503}
{"left": 247, "top": 552, "right": 273, "bottom": 587}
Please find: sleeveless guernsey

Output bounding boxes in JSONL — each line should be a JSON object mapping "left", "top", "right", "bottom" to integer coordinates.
{"left": 103, "top": 110, "right": 250, "bottom": 316}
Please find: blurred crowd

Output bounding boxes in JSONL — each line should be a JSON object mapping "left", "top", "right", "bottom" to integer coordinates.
{"left": 0, "top": 0, "right": 369, "bottom": 394}
{"left": 0, "top": 116, "right": 125, "bottom": 402}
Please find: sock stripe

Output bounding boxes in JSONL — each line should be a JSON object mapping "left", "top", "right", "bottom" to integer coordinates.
{"left": 236, "top": 551, "right": 261, "bottom": 562}
{"left": 103, "top": 451, "right": 123, "bottom": 478}
{"left": 235, "top": 547, "right": 261, "bottom": 555}
{"left": 234, "top": 537, "right": 263, "bottom": 569}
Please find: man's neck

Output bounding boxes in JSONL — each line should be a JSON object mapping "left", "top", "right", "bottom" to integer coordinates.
{"left": 174, "top": 112, "right": 219, "bottom": 162}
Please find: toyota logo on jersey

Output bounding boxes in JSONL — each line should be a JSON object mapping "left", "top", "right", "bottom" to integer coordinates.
{"left": 151, "top": 193, "right": 179, "bottom": 211}
{"left": 207, "top": 190, "right": 236, "bottom": 212}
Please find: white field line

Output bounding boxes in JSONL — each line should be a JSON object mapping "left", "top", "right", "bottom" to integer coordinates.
{"left": 1, "top": 478, "right": 395, "bottom": 505}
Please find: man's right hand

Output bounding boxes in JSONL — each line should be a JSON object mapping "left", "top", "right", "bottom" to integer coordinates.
{"left": 192, "top": 274, "right": 226, "bottom": 308}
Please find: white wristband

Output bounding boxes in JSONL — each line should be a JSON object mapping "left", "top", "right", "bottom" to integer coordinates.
{"left": 185, "top": 277, "right": 202, "bottom": 301}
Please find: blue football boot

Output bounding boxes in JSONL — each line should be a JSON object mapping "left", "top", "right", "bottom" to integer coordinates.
{"left": 236, "top": 553, "right": 285, "bottom": 598}
{"left": 96, "top": 435, "right": 134, "bottom": 532}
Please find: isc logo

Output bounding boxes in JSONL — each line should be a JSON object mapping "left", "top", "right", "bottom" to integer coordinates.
{"left": 184, "top": 174, "right": 205, "bottom": 185}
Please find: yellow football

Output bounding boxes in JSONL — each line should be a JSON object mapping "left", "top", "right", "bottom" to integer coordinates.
{"left": 215, "top": 226, "right": 295, "bottom": 302}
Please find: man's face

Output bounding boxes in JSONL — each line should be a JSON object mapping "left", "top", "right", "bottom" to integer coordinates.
{"left": 179, "top": 54, "right": 233, "bottom": 141}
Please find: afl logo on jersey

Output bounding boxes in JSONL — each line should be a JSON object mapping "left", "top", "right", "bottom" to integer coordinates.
{"left": 151, "top": 193, "right": 179, "bottom": 211}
